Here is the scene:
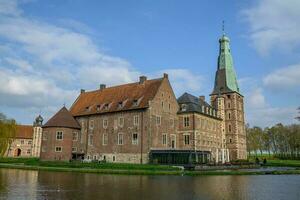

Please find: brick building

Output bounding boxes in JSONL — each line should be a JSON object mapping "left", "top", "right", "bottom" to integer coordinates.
{"left": 5, "top": 115, "right": 44, "bottom": 158}
{"left": 6, "top": 125, "right": 33, "bottom": 157}
{"left": 40, "top": 33, "right": 246, "bottom": 163}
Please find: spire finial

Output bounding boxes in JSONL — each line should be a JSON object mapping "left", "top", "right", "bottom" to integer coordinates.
{"left": 222, "top": 20, "right": 225, "bottom": 35}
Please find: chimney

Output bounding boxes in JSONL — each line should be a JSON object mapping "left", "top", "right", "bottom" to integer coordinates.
{"left": 163, "top": 73, "right": 168, "bottom": 79}
{"left": 81, "top": 89, "right": 85, "bottom": 94}
{"left": 100, "top": 84, "right": 106, "bottom": 90}
{"left": 139, "top": 76, "right": 147, "bottom": 84}
{"left": 199, "top": 95, "right": 205, "bottom": 102}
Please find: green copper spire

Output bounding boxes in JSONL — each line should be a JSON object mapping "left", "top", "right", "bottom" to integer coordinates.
{"left": 211, "top": 29, "right": 240, "bottom": 95}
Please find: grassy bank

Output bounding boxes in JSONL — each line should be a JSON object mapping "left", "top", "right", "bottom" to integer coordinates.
{"left": 1, "top": 158, "right": 300, "bottom": 176}
{"left": 248, "top": 156, "right": 300, "bottom": 167}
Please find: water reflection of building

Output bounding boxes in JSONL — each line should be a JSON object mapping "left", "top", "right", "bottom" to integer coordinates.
{"left": 5, "top": 115, "right": 43, "bottom": 158}
{"left": 40, "top": 32, "right": 247, "bottom": 164}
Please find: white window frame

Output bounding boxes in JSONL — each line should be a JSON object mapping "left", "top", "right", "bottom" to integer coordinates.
{"left": 88, "top": 134, "right": 93, "bottom": 146}
{"left": 55, "top": 146, "right": 62, "bottom": 152}
{"left": 72, "top": 147, "right": 77, "bottom": 152}
{"left": 132, "top": 133, "right": 138, "bottom": 145}
{"left": 56, "top": 131, "right": 63, "bottom": 140}
{"left": 89, "top": 120, "right": 94, "bottom": 130}
{"left": 162, "top": 134, "right": 167, "bottom": 145}
{"left": 103, "top": 134, "right": 108, "bottom": 145}
{"left": 118, "top": 133, "right": 123, "bottom": 145}
{"left": 103, "top": 118, "right": 108, "bottom": 129}
{"left": 184, "top": 134, "right": 190, "bottom": 145}
{"left": 156, "top": 116, "right": 161, "bottom": 125}
{"left": 183, "top": 116, "right": 190, "bottom": 127}
{"left": 133, "top": 115, "right": 139, "bottom": 126}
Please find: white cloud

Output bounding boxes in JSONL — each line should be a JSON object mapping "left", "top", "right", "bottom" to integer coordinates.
{"left": 263, "top": 64, "right": 300, "bottom": 90}
{"left": 247, "top": 88, "right": 266, "bottom": 109}
{"left": 0, "top": 68, "right": 77, "bottom": 108}
{"left": 0, "top": 1, "right": 202, "bottom": 124}
{"left": 0, "top": 0, "right": 22, "bottom": 16}
{"left": 153, "top": 69, "right": 204, "bottom": 96}
{"left": 242, "top": 0, "right": 300, "bottom": 55}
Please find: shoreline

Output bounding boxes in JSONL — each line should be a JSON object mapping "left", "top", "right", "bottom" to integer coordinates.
{"left": 1, "top": 163, "right": 300, "bottom": 176}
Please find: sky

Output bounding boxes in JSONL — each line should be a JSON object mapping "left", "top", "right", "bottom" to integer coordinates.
{"left": 0, "top": 0, "right": 299, "bottom": 127}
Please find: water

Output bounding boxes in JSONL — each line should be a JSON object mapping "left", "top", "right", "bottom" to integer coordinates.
{"left": 0, "top": 168, "right": 299, "bottom": 200}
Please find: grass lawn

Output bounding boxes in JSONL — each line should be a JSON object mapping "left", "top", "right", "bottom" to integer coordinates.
{"left": 1, "top": 157, "right": 300, "bottom": 176}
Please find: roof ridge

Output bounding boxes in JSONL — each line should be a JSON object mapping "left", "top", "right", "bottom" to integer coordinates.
{"left": 83, "top": 78, "right": 163, "bottom": 94}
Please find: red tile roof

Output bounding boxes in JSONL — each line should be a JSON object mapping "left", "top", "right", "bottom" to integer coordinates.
{"left": 43, "top": 106, "right": 81, "bottom": 129}
{"left": 70, "top": 78, "right": 164, "bottom": 116}
{"left": 15, "top": 125, "right": 33, "bottom": 139}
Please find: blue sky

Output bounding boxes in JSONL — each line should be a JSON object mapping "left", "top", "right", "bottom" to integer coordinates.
{"left": 0, "top": 0, "right": 299, "bottom": 127}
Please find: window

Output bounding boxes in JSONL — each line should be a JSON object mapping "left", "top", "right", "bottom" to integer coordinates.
{"left": 184, "top": 116, "right": 190, "bottom": 127}
{"left": 161, "top": 101, "right": 164, "bottom": 108}
{"left": 93, "top": 155, "right": 97, "bottom": 160}
{"left": 72, "top": 147, "right": 77, "bottom": 152}
{"left": 132, "top": 133, "right": 138, "bottom": 145}
{"left": 181, "top": 104, "right": 187, "bottom": 111}
{"left": 103, "top": 119, "right": 108, "bottom": 128}
{"left": 21, "top": 140, "right": 24, "bottom": 144}
{"left": 229, "top": 138, "right": 232, "bottom": 143}
{"left": 184, "top": 134, "right": 190, "bottom": 145}
{"left": 28, "top": 141, "right": 32, "bottom": 145}
{"left": 104, "top": 103, "right": 109, "bottom": 110}
{"left": 118, "top": 117, "right": 124, "bottom": 127}
{"left": 118, "top": 133, "right": 123, "bottom": 145}
{"left": 85, "top": 106, "right": 90, "bottom": 111}
{"left": 103, "top": 134, "right": 108, "bottom": 145}
{"left": 88, "top": 134, "right": 93, "bottom": 146}
{"left": 73, "top": 132, "right": 78, "bottom": 141}
{"left": 228, "top": 102, "right": 231, "bottom": 108}
{"left": 89, "top": 120, "right": 94, "bottom": 129}
{"left": 56, "top": 131, "right": 63, "bottom": 140}
{"left": 133, "top": 99, "right": 138, "bottom": 106}
{"left": 169, "top": 103, "right": 171, "bottom": 111}
{"left": 202, "top": 105, "right": 205, "bottom": 112}
{"left": 55, "top": 146, "right": 62, "bottom": 152}
{"left": 156, "top": 116, "right": 161, "bottom": 125}
{"left": 228, "top": 124, "right": 232, "bottom": 132}
{"left": 133, "top": 115, "right": 139, "bottom": 126}
{"left": 118, "top": 101, "right": 123, "bottom": 109}
{"left": 228, "top": 113, "right": 231, "bottom": 120}
{"left": 96, "top": 105, "right": 101, "bottom": 111}
{"left": 113, "top": 156, "right": 116, "bottom": 162}
{"left": 81, "top": 121, "right": 85, "bottom": 134}
{"left": 27, "top": 149, "right": 31, "bottom": 154}
{"left": 162, "top": 134, "right": 167, "bottom": 145}
{"left": 170, "top": 119, "right": 174, "bottom": 127}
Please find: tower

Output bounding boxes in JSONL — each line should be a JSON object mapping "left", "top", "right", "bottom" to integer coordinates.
{"left": 32, "top": 115, "right": 43, "bottom": 157}
{"left": 210, "top": 31, "right": 247, "bottom": 160}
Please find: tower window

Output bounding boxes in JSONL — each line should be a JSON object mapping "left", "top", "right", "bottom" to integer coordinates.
{"left": 183, "top": 116, "right": 190, "bottom": 127}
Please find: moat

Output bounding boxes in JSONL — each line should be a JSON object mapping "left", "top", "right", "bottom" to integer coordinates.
{"left": 0, "top": 169, "right": 300, "bottom": 200}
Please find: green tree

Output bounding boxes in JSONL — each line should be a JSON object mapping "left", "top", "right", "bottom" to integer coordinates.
{"left": 0, "top": 113, "right": 17, "bottom": 157}
{"left": 296, "top": 107, "right": 300, "bottom": 121}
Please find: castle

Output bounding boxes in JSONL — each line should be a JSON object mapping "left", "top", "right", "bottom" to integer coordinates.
{"left": 11, "top": 33, "right": 247, "bottom": 164}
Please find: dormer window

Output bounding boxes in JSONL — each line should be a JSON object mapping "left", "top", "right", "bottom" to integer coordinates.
{"left": 96, "top": 105, "right": 101, "bottom": 111}
{"left": 202, "top": 105, "right": 204, "bottom": 112}
{"left": 133, "top": 99, "right": 138, "bottom": 106}
{"left": 181, "top": 104, "right": 187, "bottom": 111}
{"left": 104, "top": 103, "right": 109, "bottom": 110}
{"left": 118, "top": 101, "right": 123, "bottom": 109}
{"left": 85, "top": 106, "right": 90, "bottom": 111}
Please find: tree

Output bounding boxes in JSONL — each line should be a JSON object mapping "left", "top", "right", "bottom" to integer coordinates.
{"left": 296, "top": 107, "right": 300, "bottom": 121}
{"left": 0, "top": 113, "right": 17, "bottom": 157}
